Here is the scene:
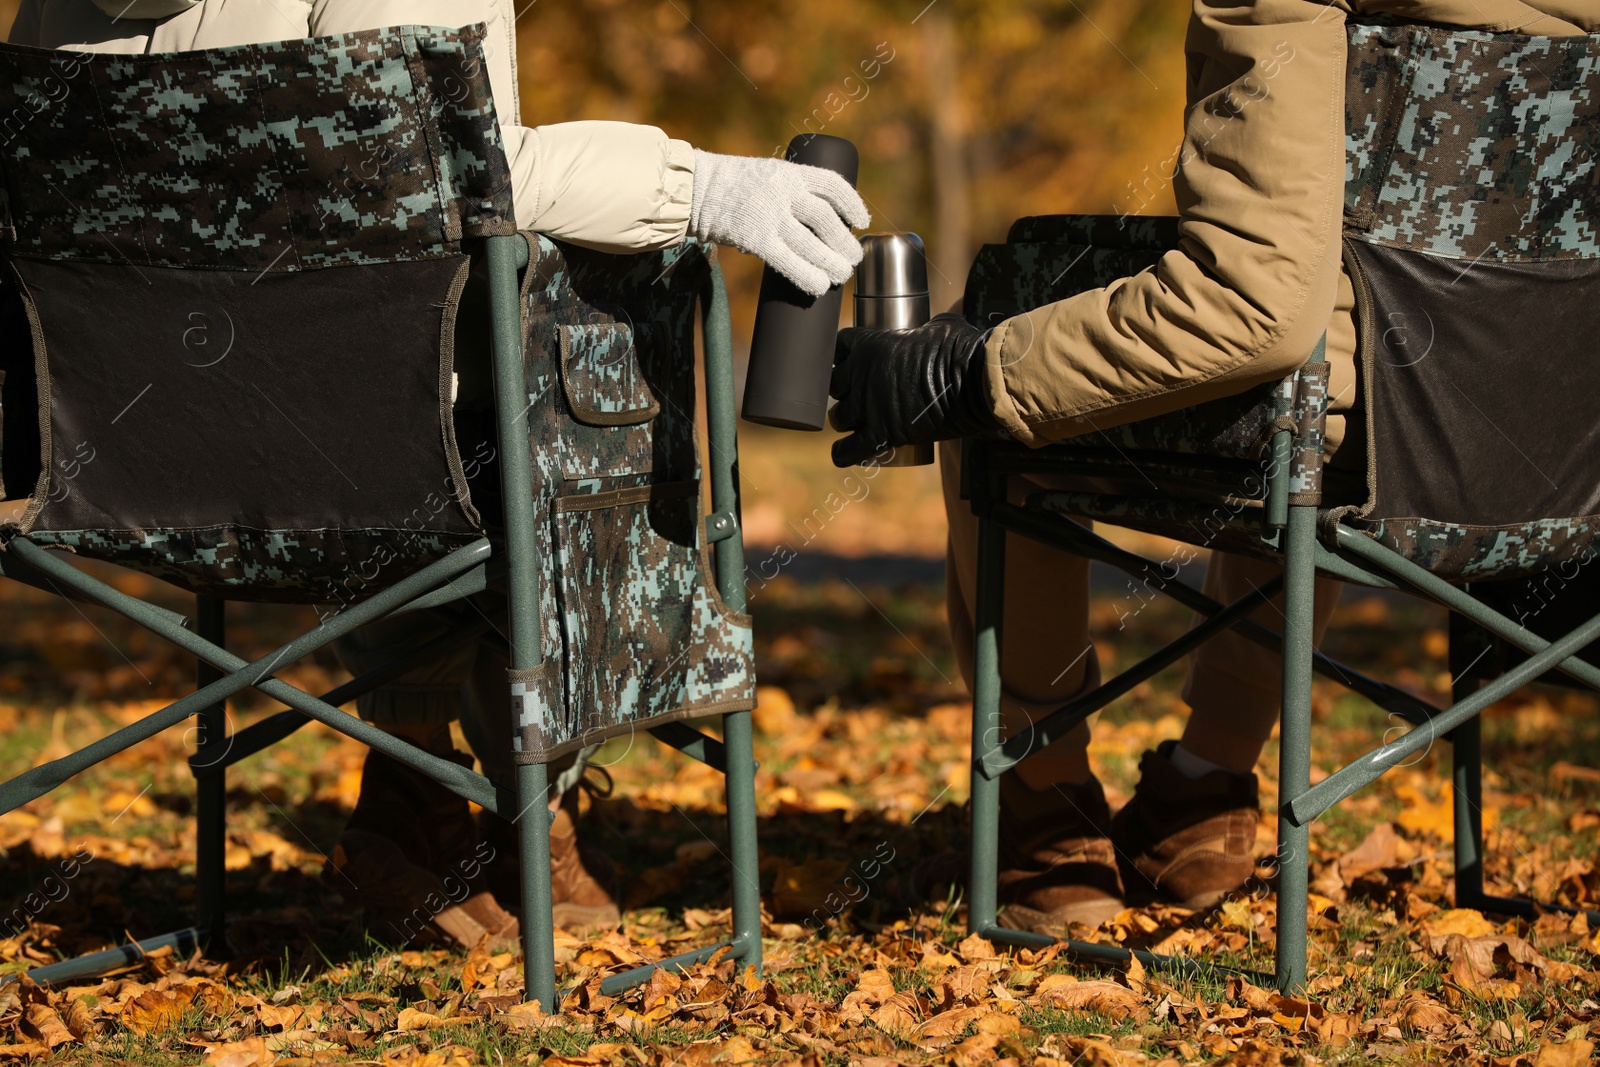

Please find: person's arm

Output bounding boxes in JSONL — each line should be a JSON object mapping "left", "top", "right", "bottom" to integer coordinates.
{"left": 983, "top": 0, "right": 1349, "bottom": 443}
{"left": 829, "top": 0, "right": 1349, "bottom": 463}
{"left": 502, "top": 120, "right": 696, "bottom": 253}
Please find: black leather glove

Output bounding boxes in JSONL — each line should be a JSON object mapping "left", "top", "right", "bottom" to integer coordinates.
{"left": 828, "top": 314, "right": 995, "bottom": 467}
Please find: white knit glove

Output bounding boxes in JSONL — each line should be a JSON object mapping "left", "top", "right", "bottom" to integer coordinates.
{"left": 689, "top": 150, "right": 871, "bottom": 297}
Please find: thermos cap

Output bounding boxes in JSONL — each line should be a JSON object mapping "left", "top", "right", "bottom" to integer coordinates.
{"left": 857, "top": 233, "right": 928, "bottom": 298}
{"left": 786, "top": 133, "right": 859, "bottom": 184}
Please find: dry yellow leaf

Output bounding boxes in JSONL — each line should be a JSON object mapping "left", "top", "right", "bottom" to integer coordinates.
{"left": 0, "top": 1042, "right": 46, "bottom": 1060}
{"left": 1422, "top": 909, "right": 1497, "bottom": 940}
{"left": 1399, "top": 995, "right": 1458, "bottom": 1035}
{"left": 121, "top": 989, "right": 184, "bottom": 1036}
{"left": 750, "top": 686, "right": 799, "bottom": 735}
{"left": 1553, "top": 762, "right": 1600, "bottom": 785}
{"left": 1218, "top": 898, "right": 1254, "bottom": 932}
{"left": 255, "top": 1004, "right": 303, "bottom": 1030}
{"left": 852, "top": 968, "right": 897, "bottom": 1006}
{"left": 1394, "top": 782, "right": 1498, "bottom": 839}
{"left": 22, "top": 1004, "right": 74, "bottom": 1048}
{"left": 203, "top": 1037, "right": 276, "bottom": 1067}
{"left": 956, "top": 933, "right": 996, "bottom": 960}
{"left": 1038, "top": 980, "right": 1143, "bottom": 1020}
{"left": 1536, "top": 1034, "right": 1597, "bottom": 1067}
{"left": 1034, "top": 974, "right": 1079, "bottom": 996}
{"left": 100, "top": 790, "right": 156, "bottom": 820}
{"left": 1125, "top": 953, "right": 1148, "bottom": 993}
{"left": 809, "top": 789, "right": 857, "bottom": 812}
{"left": 394, "top": 1006, "right": 446, "bottom": 1031}
{"left": 868, "top": 991, "right": 921, "bottom": 1036}
{"left": 914, "top": 1005, "right": 985, "bottom": 1041}
{"left": 60, "top": 997, "right": 95, "bottom": 1040}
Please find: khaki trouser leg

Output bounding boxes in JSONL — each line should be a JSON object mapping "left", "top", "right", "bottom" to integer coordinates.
{"left": 335, "top": 613, "right": 479, "bottom": 728}
{"left": 335, "top": 605, "right": 575, "bottom": 795}
{"left": 1180, "top": 554, "right": 1343, "bottom": 770}
{"left": 940, "top": 440, "right": 1100, "bottom": 788}
{"left": 941, "top": 441, "right": 1345, "bottom": 783}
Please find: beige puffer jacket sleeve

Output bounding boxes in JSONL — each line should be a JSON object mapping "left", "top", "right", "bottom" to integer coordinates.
{"left": 6, "top": 0, "right": 695, "bottom": 251}
{"left": 980, "top": 0, "right": 1349, "bottom": 445}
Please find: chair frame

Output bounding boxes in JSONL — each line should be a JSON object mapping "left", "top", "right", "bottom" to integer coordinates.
{"left": 961, "top": 336, "right": 1600, "bottom": 992}
{"left": 0, "top": 234, "right": 764, "bottom": 1009}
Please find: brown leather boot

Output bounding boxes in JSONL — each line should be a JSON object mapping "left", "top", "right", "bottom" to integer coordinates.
{"left": 324, "top": 739, "right": 519, "bottom": 951}
{"left": 479, "top": 774, "right": 621, "bottom": 931}
{"left": 994, "top": 773, "right": 1125, "bottom": 934}
{"left": 1110, "top": 740, "right": 1260, "bottom": 909}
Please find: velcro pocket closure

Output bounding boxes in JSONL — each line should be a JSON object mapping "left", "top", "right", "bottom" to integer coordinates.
{"left": 558, "top": 321, "right": 659, "bottom": 427}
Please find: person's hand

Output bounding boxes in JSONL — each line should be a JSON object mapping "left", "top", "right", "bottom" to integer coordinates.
{"left": 689, "top": 150, "right": 870, "bottom": 297}
{"left": 828, "top": 314, "right": 997, "bottom": 467}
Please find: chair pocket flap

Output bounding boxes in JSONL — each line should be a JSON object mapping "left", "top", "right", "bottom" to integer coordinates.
{"left": 558, "top": 321, "right": 659, "bottom": 427}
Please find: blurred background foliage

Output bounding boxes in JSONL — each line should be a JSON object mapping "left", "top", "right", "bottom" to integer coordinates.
{"left": 514, "top": 0, "right": 1187, "bottom": 320}
{"left": 0, "top": 0, "right": 1188, "bottom": 331}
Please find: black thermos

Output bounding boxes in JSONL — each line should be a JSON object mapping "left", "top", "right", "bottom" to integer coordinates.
{"left": 741, "top": 134, "right": 859, "bottom": 430}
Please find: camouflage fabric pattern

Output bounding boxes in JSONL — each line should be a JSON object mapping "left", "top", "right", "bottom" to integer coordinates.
{"left": 513, "top": 486, "right": 753, "bottom": 763}
{"left": 0, "top": 26, "right": 515, "bottom": 273}
{"left": 520, "top": 235, "right": 703, "bottom": 485}
{"left": 19, "top": 526, "right": 476, "bottom": 603}
{"left": 1286, "top": 362, "right": 1329, "bottom": 504}
{"left": 1345, "top": 20, "right": 1600, "bottom": 261}
{"left": 963, "top": 224, "right": 1310, "bottom": 462}
{"left": 511, "top": 234, "right": 755, "bottom": 762}
{"left": 1347, "top": 515, "right": 1600, "bottom": 582}
{"left": 559, "top": 322, "right": 661, "bottom": 426}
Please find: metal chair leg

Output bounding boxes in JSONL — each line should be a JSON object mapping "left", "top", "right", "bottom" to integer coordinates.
{"left": 1451, "top": 713, "right": 1486, "bottom": 908}
{"left": 1446, "top": 613, "right": 1488, "bottom": 909}
{"left": 517, "top": 762, "right": 557, "bottom": 1012}
{"left": 723, "top": 709, "right": 763, "bottom": 974}
{"left": 968, "top": 516, "right": 1005, "bottom": 936}
{"left": 194, "top": 595, "right": 227, "bottom": 955}
{"left": 1275, "top": 502, "right": 1318, "bottom": 994}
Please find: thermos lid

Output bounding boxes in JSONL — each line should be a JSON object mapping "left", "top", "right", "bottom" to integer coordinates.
{"left": 857, "top": 233, "right": 928, "bottom": 298}
{"left": 786, "top": 133, "right": 859, "bottom": 184}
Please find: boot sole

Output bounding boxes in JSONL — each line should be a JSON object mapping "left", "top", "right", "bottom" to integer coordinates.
{"left": 999, "top": 897, "right": 1126, "bottom": 935}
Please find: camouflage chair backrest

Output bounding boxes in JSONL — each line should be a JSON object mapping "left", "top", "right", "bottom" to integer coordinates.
{"left": 0, "top": 27, "right": 515, "bottom": 602}
{"left": 963, "top": 19, "right": 1600, "bottom": 583}
{"left": 1334, "top": 21, "right": 1600, "bottom": 580}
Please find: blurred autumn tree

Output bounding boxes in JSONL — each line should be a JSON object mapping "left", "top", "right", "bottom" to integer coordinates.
{"left": 516, "top": 0, "right": 1187, "bottom": 317}
{"left": 0, "top": 0, "right": 1187, "bottom": 324}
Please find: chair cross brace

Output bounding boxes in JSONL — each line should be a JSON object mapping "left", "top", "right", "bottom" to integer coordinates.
{"left": 1279, "top": 528, "right": 1600, "bottom": 828}
{"left": 977, "top": 576, "right": 1283, "bottom": 779}
{"left": 188, "top": 618, "right": 497, "bottom": 777}
{"left": 649, "top": 722, "right": 734, "bottom": 774}
{"left": 979, "top": 499, "right": 1440, "bottom": 728}
{"left": 0, "top": 536, "right": 515, "bottom": 818}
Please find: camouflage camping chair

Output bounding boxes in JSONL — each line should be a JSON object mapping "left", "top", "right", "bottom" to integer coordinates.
{"left": 957, "top": 20, "right": 1600, "bottom": 992}
{"left": 0, "top": 27, "right": 759, "bottom": 1009}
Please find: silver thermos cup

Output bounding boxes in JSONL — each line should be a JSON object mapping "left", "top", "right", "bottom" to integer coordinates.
{"left": 851, "top": 233, "right": 935, "bottom": 467}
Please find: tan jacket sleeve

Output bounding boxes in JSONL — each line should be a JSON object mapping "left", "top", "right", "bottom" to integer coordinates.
{"left": 984, "top": 0, "right": 1349, "bottom": 444}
